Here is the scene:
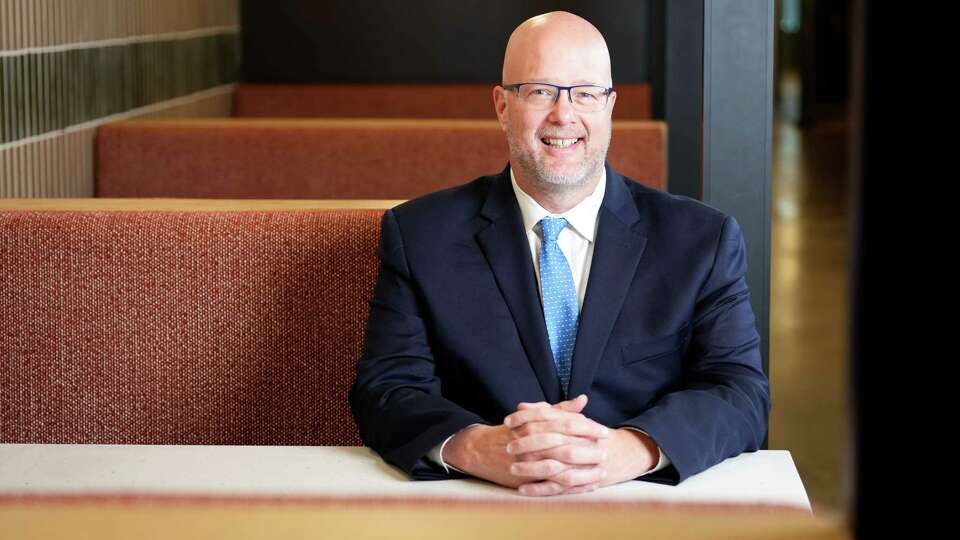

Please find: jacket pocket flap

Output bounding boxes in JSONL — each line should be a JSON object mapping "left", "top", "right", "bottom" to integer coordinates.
{"left": 621, "top": 327, "right": 690, "bottom": 365}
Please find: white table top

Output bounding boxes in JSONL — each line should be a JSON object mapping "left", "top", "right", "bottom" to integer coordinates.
{"left": 0, "top": 445, "right": 810, "bottom": 511}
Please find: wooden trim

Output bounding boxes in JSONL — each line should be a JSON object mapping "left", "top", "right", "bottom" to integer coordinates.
{"left": 0, "top": 198, "right": 403, "bottom": 211}
{"left": 106, "top": 118, "right": 666, "bottom": 130}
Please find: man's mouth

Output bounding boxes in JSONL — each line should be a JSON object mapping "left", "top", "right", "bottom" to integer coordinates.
{"left": 541, "top": 137, "right": 584, "bottom": 148}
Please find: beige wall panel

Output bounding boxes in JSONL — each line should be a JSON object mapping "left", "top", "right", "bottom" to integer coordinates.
{"left": 0, "top": 0, "right": 239, "bottom": 51}
{"left": 0, "top": 89, "right": 234, "bottom": 198}
{"left": 1, "top": 0, "right": 238, "bottom": 198}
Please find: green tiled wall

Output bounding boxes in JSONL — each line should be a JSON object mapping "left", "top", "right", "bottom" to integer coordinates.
{"left": 0, "top": 32, "right": 238, "bottom": 144}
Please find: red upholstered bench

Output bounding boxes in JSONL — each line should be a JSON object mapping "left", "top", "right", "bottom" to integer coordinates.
{"left": 233, "top": 83, "right": 653, "bottom": 120}
{"left": 95, "top": 119, "right": 667, "bottom": 199}
{"left": 0, "top": 200, "right": 392, "bottom": 445}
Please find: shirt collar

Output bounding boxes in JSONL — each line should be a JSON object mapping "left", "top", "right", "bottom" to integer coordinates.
{"left": 510, "top": 167, "right": 606, "bottom": 243}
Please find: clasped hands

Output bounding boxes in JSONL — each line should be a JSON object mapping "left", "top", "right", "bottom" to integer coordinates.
{"left": 442, "top": 394, "right": 659, "bottom": 496}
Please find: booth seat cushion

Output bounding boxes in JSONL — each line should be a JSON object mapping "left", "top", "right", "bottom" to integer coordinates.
{"left": 233, "top": 83, "right": 652, "bottom": 120}
{"left": 0, "top": 207, "right": 383, "bottom": 445}
{"left": 95, "top": 119, "right": 667, "bottom": 198}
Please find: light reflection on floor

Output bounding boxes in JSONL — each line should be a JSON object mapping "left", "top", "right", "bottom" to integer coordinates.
{"left": 769, "top": 74, "right": 851, "bottom": 517}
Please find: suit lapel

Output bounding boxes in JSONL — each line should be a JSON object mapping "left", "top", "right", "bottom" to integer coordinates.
{"left": 567, "top": 165, "right": 647, "bottom": 398}
{"left": 475, "top": 167, "right": 563, "bottom": 404}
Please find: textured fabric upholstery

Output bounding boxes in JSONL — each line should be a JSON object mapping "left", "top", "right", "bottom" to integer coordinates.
{"left": 233, "top": 83, "right": 652, "bottom": 120}
{"left": 0, "top": 209, "right": 382, "bottom": 445}
{"left": 95, "top": 119, "right": 666, "bottom": 198}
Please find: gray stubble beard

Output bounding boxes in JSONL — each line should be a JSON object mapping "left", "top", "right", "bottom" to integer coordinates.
{"left": 506, "top": 122, "right": 610, "bottom": 196}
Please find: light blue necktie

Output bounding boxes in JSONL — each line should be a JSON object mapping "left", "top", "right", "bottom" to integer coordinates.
{"left": 538, "top": 217, "right": 579, "bottom": 397}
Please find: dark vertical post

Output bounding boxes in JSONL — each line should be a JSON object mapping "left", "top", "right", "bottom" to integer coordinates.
{"left": 664, "top": 0, "right": 703, "bottom": 200}
{"left": 666, "top": 0, "right": 773, "bottom": 383}
{"left": 701, "top": 0, "right": 774, "bottom": 382}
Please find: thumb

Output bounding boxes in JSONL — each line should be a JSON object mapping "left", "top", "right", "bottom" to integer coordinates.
{"left": 554, "top": 394, "right": 588, "bottom": 413}
{"left": 516, "top": 401, "right": 552, "bottom": 410}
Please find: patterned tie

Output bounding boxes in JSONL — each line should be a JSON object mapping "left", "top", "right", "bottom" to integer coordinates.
{"left": 537, "top": 217, "right": 579, "bottom": 397}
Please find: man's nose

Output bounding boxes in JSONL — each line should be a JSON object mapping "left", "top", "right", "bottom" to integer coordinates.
{"left": 546, "top": 89, "right": 577, "bottom": 123}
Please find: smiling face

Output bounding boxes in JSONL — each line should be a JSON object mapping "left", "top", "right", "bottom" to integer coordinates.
{"left": 494, "top": 13, "right": 616, "bottom": 196}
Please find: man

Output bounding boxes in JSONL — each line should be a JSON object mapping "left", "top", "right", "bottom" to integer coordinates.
{"left": 350, "top": 11, "right": 770, "bottom": 496}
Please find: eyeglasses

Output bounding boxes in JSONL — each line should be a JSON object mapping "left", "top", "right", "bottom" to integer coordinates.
{"left": 501, "top": 82, "right": 614, "bottom": 113}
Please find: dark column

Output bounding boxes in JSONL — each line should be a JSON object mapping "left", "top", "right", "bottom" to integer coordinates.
{"left": 701, "top": 0, "right": 774, "bottom": 382}
{"left": 666, "top": 0, "right": 774, "bottom": 386}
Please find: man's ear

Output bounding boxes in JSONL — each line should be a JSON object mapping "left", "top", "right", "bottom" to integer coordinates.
{"left": 493, "top": 86, "right": 509, "bottom": 131}
{"left": 608, "top": 90, "right": 617, "bottom": 118}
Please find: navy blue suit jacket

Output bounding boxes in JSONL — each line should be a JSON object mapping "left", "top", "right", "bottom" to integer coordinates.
{"left": 349, "top": 164, "right": 771, "bottom": 485}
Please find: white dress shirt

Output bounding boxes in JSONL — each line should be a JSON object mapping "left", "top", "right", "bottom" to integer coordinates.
{"left": 427, "top": 168, "right": 670, "bottom": 477}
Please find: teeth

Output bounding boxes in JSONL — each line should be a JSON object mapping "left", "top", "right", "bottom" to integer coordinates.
{"left": 543, "top": 138, "right": 579, "bottom": 148}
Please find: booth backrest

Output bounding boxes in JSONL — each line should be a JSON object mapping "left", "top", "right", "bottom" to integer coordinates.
{"left": 0, "top": 201, "right": 389, "bottom": 445}
{"left": 233, "top": 83, "right": 653, "bottom": 120}
{"left": 95, "top": 119, "right": 667, "bottom": 198}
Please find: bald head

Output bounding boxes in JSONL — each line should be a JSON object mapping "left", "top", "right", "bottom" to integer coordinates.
{"left": 502, "top": 11, "right": 612, "bottom": 86}
{"left": 494, "top": 12, "right": 616, "bottom": 211}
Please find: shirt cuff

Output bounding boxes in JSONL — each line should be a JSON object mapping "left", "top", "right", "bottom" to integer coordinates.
{"left": 621, "top": 427, "right": 671, "bottom": 476}
{"left": 427, "top": 424, "right": 481, "bottom": 475}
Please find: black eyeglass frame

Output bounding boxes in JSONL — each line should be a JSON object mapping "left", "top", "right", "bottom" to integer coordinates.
{"left": 501, "top": 82, "right": 615, "bottom": 109}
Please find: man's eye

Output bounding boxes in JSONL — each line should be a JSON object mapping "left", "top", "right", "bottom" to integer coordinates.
{"left": 530, "top": 89, "right": 554, "bottom": 97}
{"left": 576, "top": 92, "right": 600, "bottom": 101}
